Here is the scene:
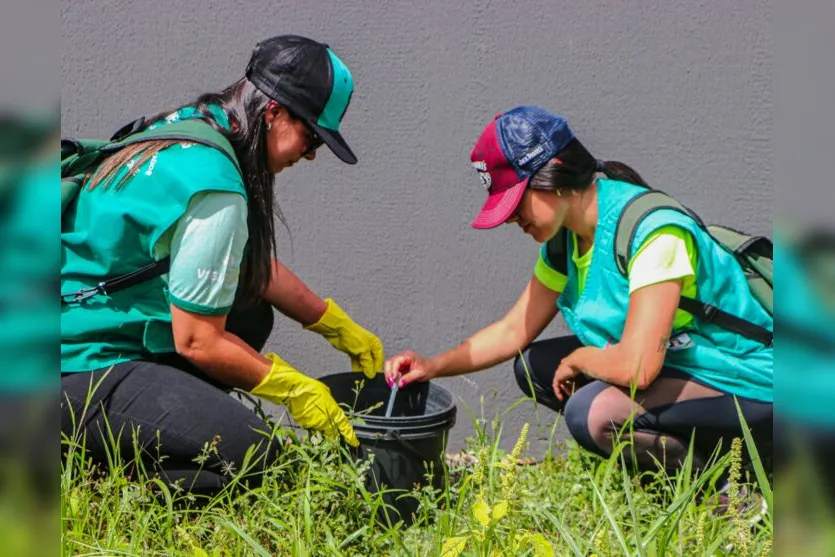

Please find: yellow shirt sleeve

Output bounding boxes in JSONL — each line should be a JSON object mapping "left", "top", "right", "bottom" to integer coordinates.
{"left": 534, "top": 244, "right": 568, "bottom": 292}
{"left": 627, "top": 225, "right": 699, "bottom": 329}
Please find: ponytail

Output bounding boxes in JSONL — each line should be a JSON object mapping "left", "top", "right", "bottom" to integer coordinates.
{"left": 596, "top": 160, "right": 650, "bottom": 189}
{"left": 529, "top": 137, "right": 651, "bottom": 193}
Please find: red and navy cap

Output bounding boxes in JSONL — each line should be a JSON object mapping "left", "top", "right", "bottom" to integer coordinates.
{"left": 246, "top": 35, "right": 357, "bottom": 164}
{"left": 469, "top": 106, "right": 575, "bottom": 229}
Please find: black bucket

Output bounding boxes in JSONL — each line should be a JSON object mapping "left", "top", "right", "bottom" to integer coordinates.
{"left": 319, "top": 373, "right": 457, "bottom": 525}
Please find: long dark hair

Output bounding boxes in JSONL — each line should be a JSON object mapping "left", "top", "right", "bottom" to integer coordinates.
{"left": 529, "top": 137, "right": 649, "bottom": 192}
{"left": 86, "top": 77, "right": 281, "bottom": 305}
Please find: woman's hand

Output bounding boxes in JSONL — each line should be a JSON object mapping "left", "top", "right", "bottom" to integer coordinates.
{"left": 252, "top": 352, "right": 358, "bottom": 447}
{"left": 384, "top": 350, "right": 436, "bottom": 388}
{"left": 304, "top": 298, "right": 384, "bottom": 379}
{"left": 553, "top": 359, "right": 582, "bottom": 402}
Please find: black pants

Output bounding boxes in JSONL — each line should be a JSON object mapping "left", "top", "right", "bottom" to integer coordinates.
{"left": 61, "top": 300, "right": 278, "bottom": 497}
{"left": 514, "top": 336, "right": 773, "bottom": 474}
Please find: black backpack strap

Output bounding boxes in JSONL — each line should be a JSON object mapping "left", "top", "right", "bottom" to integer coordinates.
{"left": 61, "top": 138, "right": 85, "bottom": 159}
{"left": 615, "top": 189, "right": 772, "bottom": 346}
{"left": 678, "top": 296, "right": 773, "bottom": 347}
{"left": 545, "top": 228, "right": 569, "bottom": 275}
{"left": 61, "top": 257, "right": 171, "bottom": 305}
{"left": 109, "top": 116, "right": 148, "bottom": 142}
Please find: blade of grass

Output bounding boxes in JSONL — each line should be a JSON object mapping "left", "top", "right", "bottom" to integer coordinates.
{"left": 587, "top": 470, "right": 630, "bottom": 555}
{"left": 734, "top": 397, "right": 772, "bottom": 513}
{"left": 620, "top": 452, "right": 646, "bottom": 557}
{"left": 541, "top": 509, "right": 585, "bottom": 557}
{"left": 220, "top": 520, "right": 272, "bottom": 557}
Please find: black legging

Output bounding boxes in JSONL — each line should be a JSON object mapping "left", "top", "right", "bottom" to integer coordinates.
{"left": 514, "top": 336, "right": 773, "bottom": 474}
{"left": 61, "top": 300, "right": 278, "bottom": 497}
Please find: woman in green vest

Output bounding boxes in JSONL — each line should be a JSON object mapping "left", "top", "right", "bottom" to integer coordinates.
{"left": 61, "top": 35, "right": 383, "bottom": 496}
{"left": 385, "top": 106, "right": 773, "bottom": 481}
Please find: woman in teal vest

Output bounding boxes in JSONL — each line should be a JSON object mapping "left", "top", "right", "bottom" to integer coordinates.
{"left": 61, "top": 35, "right": 383, "bottom": 496}
{"left": 384, "top": 106, "right": 772, "bottom": 479}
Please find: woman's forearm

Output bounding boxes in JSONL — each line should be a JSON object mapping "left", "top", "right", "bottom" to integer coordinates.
{"left": 564, "top": 344, "right": 658, "bottom": 390}
{"left": 430, "top": 320, "right": 527, "bottom": 377}
{"left": 180, "top": 330, "right": 273, "bottom": 390}
{"left": 430, "top": 278, "right": 561, "bottom": 378}
{"left": 262, "top": 258, "right": 327, "bottom": 326}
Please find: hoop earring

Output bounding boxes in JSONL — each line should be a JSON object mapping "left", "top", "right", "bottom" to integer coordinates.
{"left": 266, "top": 122, "right": 272, "bottom": 131}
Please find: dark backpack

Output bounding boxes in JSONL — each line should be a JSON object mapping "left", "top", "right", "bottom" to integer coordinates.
{"left": 61, "top": 118, "right": 241, "bottom": 304}
{"left": 545, "top": 189, "right": 773, "bottom": 346}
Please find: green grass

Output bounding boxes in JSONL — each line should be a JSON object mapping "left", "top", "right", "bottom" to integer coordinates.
{"left": 61, "top": 393, "right": 773, "bottom": 556}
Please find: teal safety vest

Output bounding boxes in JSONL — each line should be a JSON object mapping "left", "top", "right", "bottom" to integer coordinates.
{"left": 61, "top": 107, "right": 247, "bottom": 373}
{"left": 557, "top": 179, "right": 773, "bottom": 403}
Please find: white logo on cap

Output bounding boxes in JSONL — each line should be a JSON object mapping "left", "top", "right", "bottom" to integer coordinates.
{"left": 472, "top": 160, "right": 492, "bottom": 190}
{"left": 516, "top": 144, "right": 544, "bottom": 167}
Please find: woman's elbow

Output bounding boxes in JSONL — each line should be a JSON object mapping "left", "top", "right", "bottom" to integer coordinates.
{"left": 630, "top": 361, "right": 663, "bottom": 390}
{"left": 620, "top": 350, "right": 663, "bottom": 391}
{"left": 170, "top": 307, "right": 227, "bottom": 366}
{"left": 174, "top": 331, "right": 219, "bottom": 366}
{"left": 631, "top": 374, "right": 652, "bottom": 391}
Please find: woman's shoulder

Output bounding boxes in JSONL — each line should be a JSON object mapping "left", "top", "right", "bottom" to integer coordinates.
{"left": 154, "top": 140, "right": 245, "bottom": 192}
{"left": 629, "top": 208, "right": 703, "bottom": 250}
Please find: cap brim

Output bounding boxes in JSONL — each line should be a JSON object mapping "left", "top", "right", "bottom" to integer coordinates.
{"left": 309, "top": 121, "right": 357, "bottom": 165}
{"left": 471, "top": 179, "right": 528, "bottom": 229}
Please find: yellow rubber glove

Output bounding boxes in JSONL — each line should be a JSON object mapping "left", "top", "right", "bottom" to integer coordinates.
{"left": 250, "top": 352, "right": 359, "bottom": 447}
{"left": 305, "top": 298, "right": 384, "bottom": 379}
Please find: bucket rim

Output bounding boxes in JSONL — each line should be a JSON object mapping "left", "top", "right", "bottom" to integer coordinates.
{"left": 351, "top": 412, "right": 457, "bottom": 433}
{"left": 347, "top": 406, "right": 456, "bottom": 423}
{"left": 320, "top": 371, "right": 458, "bottom": 423}
{"left": 354, "top": 424, "right": 455, "bottom": 442}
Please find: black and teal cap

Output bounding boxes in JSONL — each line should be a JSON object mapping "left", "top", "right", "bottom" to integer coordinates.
{"left": 246, "top": 35, "right": 357, "bottom": 164}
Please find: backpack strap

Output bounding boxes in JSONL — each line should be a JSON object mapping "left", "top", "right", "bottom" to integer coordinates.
{"left": 61, "top": 118, "right": 241, "bottom": 212}
{"left": 61, "top": 118, "right": 241, "bottom": 305}
{"left": 545, "top": 228, "right": 569, "bottom": 275}
{"left": 61, "top": 257, "right": 171, "bottom": 305}
{"left": 614, "top": 190, "right": 706, "bottom": 275}
{"left": 676, "top": 297, "right": 773, "bottom": 346}
{"left": 615, "top": 190, "right": 773, "bottom": 347}
{"left": 103, "top": 118, "right": 241, "bottom": 174}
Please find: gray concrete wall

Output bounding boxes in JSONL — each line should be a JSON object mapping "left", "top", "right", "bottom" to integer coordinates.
{"left": 62, "top": 0, "right": 772, "bottom": 455}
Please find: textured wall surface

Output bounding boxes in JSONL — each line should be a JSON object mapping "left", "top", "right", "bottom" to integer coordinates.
{"left": 62, "top": 0, "right": 772, "bottom": 455}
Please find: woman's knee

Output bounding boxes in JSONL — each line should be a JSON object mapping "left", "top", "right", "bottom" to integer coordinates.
{"left": 564, "top": 383, "right": 613, "bottom": 458}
